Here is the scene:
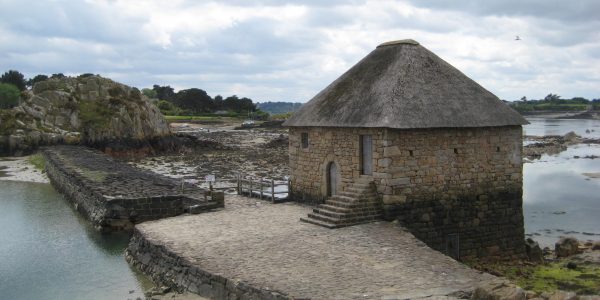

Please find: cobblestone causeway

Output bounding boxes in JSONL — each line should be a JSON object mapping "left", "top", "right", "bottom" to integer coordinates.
{"left": 136, "top": 195, "right": 501, "bottom": 299}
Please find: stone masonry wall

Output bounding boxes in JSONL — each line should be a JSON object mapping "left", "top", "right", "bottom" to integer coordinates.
{"left": 126, "top": 228, "right": 291, "bottom": 300}
{"left": 379, "top": 126, "right": 525, "bottom": 260}
{"left": 288, "top": 126, "right": 525, "bottom": 259}
{"left": 288, "top": 127, "right": 384, "bottom": 204}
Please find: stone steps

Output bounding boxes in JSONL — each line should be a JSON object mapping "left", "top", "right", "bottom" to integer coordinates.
{"left": 312, "top": 208, "right": 382, "bottom": 219}
{"left": 302, "top": 213, "right": 382, "bottom": 227}
{"left": 325, "top": 199, "right": 381, "bottom": 209}
{"left": 300, "top": 177, "right": 383, "bottom": 229}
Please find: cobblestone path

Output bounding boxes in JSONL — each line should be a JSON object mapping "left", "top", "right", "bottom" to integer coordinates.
{"left": 136, "top": 195, "right": 500, "bottom": 299}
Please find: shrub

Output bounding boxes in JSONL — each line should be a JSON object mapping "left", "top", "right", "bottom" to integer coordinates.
{"left": 0, "top": 83, "right": 20, "bottom": 109}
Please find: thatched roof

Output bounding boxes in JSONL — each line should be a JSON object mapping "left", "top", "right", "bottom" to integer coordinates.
{"left": 283, "top": 39, "right": 527, "bottom": 128}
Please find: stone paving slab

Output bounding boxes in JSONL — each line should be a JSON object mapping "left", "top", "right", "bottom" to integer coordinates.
{"left": 135, "top": 195, "right": 501, "bottom": 299}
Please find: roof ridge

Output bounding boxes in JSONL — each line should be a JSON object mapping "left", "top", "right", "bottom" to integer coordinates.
{"left": 377, "top": 39, "right": 420, "bottom": 48}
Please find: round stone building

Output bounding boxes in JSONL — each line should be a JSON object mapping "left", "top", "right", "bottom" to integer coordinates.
{"left": 283, "top": 39, "right": 528, "bottom": 260}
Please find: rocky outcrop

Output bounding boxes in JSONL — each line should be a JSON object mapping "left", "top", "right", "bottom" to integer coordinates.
{"left": 0, "top": 75, "right": 170, "bottom": 155}
{"left": 555, "top": 237, "right": 581, "bottom": 258}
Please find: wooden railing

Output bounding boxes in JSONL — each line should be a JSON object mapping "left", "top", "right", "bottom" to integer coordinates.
{"left": 236, "top": 175, "right": 290, "bottom": 203}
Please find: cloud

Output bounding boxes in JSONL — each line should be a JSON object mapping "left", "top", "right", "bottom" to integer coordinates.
{"left": 0, "top": 0, "right": 599, "bottom": 102}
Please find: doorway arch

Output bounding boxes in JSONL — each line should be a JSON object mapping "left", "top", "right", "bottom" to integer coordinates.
{"left": 326, "top": 161, "right": 338, "bottom": 197}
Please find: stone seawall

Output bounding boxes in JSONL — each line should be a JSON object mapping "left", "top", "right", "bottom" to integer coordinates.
{"left": 126, "top": 228, "right": 290, "bottom": 300}
{"left": 43, "top": 145, "right": 223, "bottom": 231}
{"left": 391, "top": 191, "right": 525, "bottom": 261}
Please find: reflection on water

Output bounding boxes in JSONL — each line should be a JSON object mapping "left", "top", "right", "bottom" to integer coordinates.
{"left": 0, "top": 181, "right": 153, "bottom": 300}
{"left": 523, "top": 118, "right": 600, "bottom": 248}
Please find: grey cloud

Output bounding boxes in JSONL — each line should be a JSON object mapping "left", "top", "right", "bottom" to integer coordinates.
{"left": 406, "top": 0, "right": 600, "bottom": 22}
{"left": 0, "top": 1, "right": 145, "bottom": 44}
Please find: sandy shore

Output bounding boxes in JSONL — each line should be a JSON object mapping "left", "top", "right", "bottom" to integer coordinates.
{"left": 0, "top": 156, "right": 49, "bottom": 184}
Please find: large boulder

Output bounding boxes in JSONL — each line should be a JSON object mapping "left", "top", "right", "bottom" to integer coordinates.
{"left": 0, "top": 75, "right": 171, "bottom": 155}
{"left": 525, "top": 238, "right": 544, "bottom": 263}
{"left": 555, "top": 237, "right": 580, "bottom": 258}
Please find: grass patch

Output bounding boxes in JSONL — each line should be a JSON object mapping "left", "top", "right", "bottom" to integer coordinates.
{"left": 473, "top": 261, "right": 600, "bottom": 295}
{"left": 28, "top": 153, "right": 45, "bottom": 171}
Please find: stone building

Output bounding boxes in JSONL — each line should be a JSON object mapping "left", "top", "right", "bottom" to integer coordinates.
{"left": 283, "top": 39, "right": 528, "bottom": 260}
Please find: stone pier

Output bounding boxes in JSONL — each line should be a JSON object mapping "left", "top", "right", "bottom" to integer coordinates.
{"left": 127, "top": 195, "right": 506, "bottom": 300}
{"left": 43, "top": 145, "right": 223, "bottom": 231}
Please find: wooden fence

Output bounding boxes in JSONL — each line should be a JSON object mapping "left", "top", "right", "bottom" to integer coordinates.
{"left": 237, "top": 175, "right": 290, "bottom": 203}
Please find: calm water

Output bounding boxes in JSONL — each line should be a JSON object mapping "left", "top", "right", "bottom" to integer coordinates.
{"left": 523, "top": 118, "right": 600, "bottom": 247}
{"left": 524, "top": 117, "right": 600, "bottom": 138}
{"left": 0, "top": 181, "right": 152, "bottom": 300}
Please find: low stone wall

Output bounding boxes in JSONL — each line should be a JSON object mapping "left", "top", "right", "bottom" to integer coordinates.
{"left": 391, "top": 190, "right": 525, "bottom": 261}
{"left": 126, "top": 228, "right": 290, "bottom": 300}
{"left": 43, "top": 145, "right": 222, "bottom": 231}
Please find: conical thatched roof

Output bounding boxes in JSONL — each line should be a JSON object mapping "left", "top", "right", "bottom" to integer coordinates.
{"left": 284, "top": 39, "right": 527, "bottom": 128}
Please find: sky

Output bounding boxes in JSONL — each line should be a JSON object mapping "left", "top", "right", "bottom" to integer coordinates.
{"left": 1, "top": 0, "right": 599, "bottom": 102}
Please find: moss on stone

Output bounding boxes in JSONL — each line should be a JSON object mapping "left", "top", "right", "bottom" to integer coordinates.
{"left": 0, "top": 109, "right": 17, "bottom": 135}
{"left": 518, "top": 263, "right": 600, "bottom": 294}
{"left": 27, "top": 153, "right": 45, "bottom": 171}
{"left": 472, "top": 261, "right": 600, "bottom": 295}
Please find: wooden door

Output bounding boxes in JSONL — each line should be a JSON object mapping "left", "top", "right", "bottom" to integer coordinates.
{"left": 361, "top": 135, "right": 373, "bottom": 175}
{"left": 327, "top": 162, "right": 337, "bottom": 196}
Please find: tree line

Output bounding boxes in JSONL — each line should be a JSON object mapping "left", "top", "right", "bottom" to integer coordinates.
{"left": 145, "top": 85, "right": 264, "bottom": 118}
{"left": 509, "top": 94, "right": 600, "bottom": 113}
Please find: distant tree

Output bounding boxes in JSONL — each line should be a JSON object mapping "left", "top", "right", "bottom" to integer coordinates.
{"left": 27, "top": 74, "right": 49, "bottom": 88}
{"left": 152, "top": 85, "right": 175, "bottom": 102}
{"left": 174, "top": 88, "right": 213, "bottom": 114}
{"left": 0, "top": 70, "right": 26, "bottom": 91}
{"left": 520, "top": 96, "right": 527, "bottom": 102}
{"left": 50, "top": 73, "right": 66, "bottom": 79}
{"left": 222, "top": 95, "right": 257, "bottom": 113}
{"left": 156, "top": 100, "right": 181, "bottom": 115}
{"left": 78, "top": 73, "right": 95, "bottom": 78}
{"left": 0, "top": 83, "right": 21, "bottom": 109}
{"left": 214, "top": 95, "right": 224, "bottom": 110}
{"left": 141, "top": 88, "right": 157, "bottom": 99}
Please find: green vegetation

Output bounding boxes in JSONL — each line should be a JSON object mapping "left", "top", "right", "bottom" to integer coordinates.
{"left": 27, "top": 154, "right": 45, "bottom": 171}
{"left": 509, "top": 94, "right": 599, "bottom": 113}
{"left": 512, "top": 263, "right": 600, "bottom": 294}
{"left": 471, "top": 261, "right": 600, "bottom": 295}
{"left": 0, "top": 70, "right": 26, "bottom": 91}
{"left": 0, "top": 83, "right": 20, "bottom": 109}
{"left": 149, "top": 85, "right": 269, "bottom": 120}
